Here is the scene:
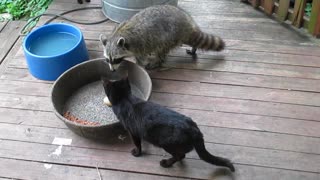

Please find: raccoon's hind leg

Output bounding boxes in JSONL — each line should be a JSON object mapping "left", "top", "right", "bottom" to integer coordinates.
{"left": 185, "top": 33, "right": 198, "bottom": 60}
{"left": 145, "top": 51, "right": 171, "bottom": 70}
{"left": 156, "top": 50, "right": 176, "bottom": 71}
{"left": 157, "top": 52, "right": 168, "bottom": 67}
{"left": 186, "top": 47, "right": 197, "bottom": 55}
{"left": 185, "top": 29, "right": 225, "bottom": 60}
{"left": 140, "top": 55, "right": 162, "bottom": 70}
{"left": 186, "top": 47, "right": 198, "bottom": 60}
{"left": 135, "top": 56, "right": 149, "bottom": 67}
{"left": 145, "top": 60, "right": 161, "bottom": 70}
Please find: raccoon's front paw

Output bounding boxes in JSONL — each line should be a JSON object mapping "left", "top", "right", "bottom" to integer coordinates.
{"left": 160, "top": 159, "right": 172, "bottom": 168}
{"left": 131, "top": 148, "right": 142, "bottom": 157}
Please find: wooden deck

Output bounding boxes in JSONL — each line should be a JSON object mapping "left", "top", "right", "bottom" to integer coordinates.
{"left": 1, "top": 0, "right": 320, "bottom": 179}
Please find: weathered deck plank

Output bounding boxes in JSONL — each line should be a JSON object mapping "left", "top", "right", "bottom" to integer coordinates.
{"left": 13, "top": 40, "right": 320, "bottom": 68}
{"left": 151, "top": 92, "right": 320, "bottom": 121}
{"left": 1, "top": 104, "right": 319, "bottom": 138}
{"left": 150, "top": 69, "right": 320, "bottom": 92}
{"left": 0, "top": 21, "right": 24, "bottom": 64}
{"left": 2, "top": 75, "right": 320, "bottom": 107}
{"left": 41, "top": 0, "right": 314, "bottom": 45}
{"left": 4, "top": 63, "right": 320, "bottom": 93}
{"left": 0, "top": 21, "right": 8, "bottom": 32}
{"left": 0, "top": 93, "right": 320, "bottom": 154}
{"left": 1, "top": 121, "right": 320, "bottom": 156}
{"left": 0, "top": 158, "right": 183, "bottom": 180}
{"left": 11, "top": 46, "right": 320, "bottom": 80}
{"left": 1, "top": 76, "right": 320, "bottom": 122}
{"left": 1, "top": 139, "right": 320, "bottom": 180}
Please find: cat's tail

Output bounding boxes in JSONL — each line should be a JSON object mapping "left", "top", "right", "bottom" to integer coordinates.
{"left": 187, "top": 30, "right": 225, "bottom": 51}
{"left": 193, "top": 136, "right": 235, "bottom": 172}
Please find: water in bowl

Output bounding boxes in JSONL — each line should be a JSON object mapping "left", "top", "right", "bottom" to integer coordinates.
{"left": 29, "top": 32, "right": 78, "bottom": 56}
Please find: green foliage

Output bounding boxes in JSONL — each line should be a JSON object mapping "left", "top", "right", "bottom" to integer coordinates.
{"left": 0, "top": 0, "right": 52, "bottom": 20}
{"left": 305, "top": 3, "right": 312, "bottom": 17}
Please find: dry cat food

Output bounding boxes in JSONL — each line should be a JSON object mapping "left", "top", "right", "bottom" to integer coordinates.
{"left": 63, "top": 111, "right": 100, "bottom": 126}
{"left": 63, "top": 81, "right": 119, "bottom": 125}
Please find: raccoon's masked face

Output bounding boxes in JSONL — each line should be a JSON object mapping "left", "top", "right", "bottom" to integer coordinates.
{"left": 99, "top": 34, "right": 135, "bottom": 71}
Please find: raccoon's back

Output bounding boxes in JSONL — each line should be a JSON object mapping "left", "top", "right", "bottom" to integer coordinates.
{"left": 115, "top": 5, "right": 196, "bottom": 53}
{"left": 121, "top": 5, "right": 195, "bottom": 34}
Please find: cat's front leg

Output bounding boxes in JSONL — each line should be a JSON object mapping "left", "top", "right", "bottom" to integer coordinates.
{"left": 129, "top": 132, "right": 142, "bottom": 157}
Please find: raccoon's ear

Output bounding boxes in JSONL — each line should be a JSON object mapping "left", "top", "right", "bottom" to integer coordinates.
{"left": 117, "top": 37, "right": 126, "bottom": 47}
{"left": 99, "top": 34, "right": 107, "bottom": 46}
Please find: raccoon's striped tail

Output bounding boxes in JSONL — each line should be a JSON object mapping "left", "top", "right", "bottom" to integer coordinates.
{"left": 188, "top": 30, "right": 225, "bottom": 51}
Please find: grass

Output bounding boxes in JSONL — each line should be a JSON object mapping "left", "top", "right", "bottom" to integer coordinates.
{"left": 0, "top": 0, "right": 52, "bottom": 21}
{"left": 0, "top": 0, "right": 53, "bottom": 34}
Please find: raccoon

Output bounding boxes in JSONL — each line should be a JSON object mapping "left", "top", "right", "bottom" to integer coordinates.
{"left": 100, "top": 5, "right": 225, "bottom": 71}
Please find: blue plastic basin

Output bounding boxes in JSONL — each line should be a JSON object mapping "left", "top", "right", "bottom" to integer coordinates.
{"left": 23, "top": 23, "right": 89, "bottom": 81}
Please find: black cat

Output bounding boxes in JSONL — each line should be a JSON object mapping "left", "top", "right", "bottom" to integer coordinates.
{"left": 101, "top": 77, "right": 235, "bottom": 172}
{"left": 77, "top": 0, "right": 90, "bottom": 4}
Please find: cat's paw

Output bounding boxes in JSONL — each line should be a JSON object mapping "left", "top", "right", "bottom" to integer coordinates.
{"left": 160, "top": 159, "right": 172, "bottom": 168}
{"left": 131, "top": 148, "right": 142, "bottom": 157}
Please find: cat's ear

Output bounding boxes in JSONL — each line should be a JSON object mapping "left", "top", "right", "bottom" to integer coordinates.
{"left": 99, "top": 34, "right": 107, "bottom": 46}
{"left": 117, "top": 37, "right": 126, "bottom": 48}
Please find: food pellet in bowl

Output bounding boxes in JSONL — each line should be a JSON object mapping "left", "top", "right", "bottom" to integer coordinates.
{"left": 63, "top": 81, "right": 119, "bottom": 126}
{"left": 63, "top": 80, "right": 145, "bottom": 126}
{"left": 63, "top": 111, "right": 100, "bottom": 126}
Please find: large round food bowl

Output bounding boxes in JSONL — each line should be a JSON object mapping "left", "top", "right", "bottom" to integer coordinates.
{"left": 23, "top": 23, "right": 89, "bottom": 81}
{"left": 51, "top": 58, "right": 152, "bottom": 139}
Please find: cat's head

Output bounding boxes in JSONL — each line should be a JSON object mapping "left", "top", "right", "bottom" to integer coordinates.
{"left": 99, "top": 34, "right": 136, "bottom": 71}
{"left": 101, "top": 76, "right": 131, "bottom": 105}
